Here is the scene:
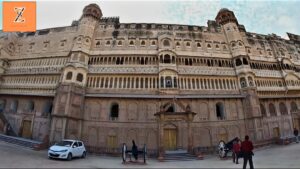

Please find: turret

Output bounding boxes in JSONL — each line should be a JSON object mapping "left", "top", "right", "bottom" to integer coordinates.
{"left": 80, "top": 3, "right": 102, "bottom": 20}
{"left": 50, "top": 4, "right": 102, "bottom": 142}
{"left": 215, "top": 8, "right": 238, "bottom": 25}
{"left": 74, "top": 4, "right": 102, "bottom": 52}
{"left": 215, "top": 8, "right": 246, "bottom": 57}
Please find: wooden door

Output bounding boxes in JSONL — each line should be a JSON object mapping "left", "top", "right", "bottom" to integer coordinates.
{"left": 22, "top": 120, "right": 32, "bottom": 139}
{"left": 218, "top": 133, "right": 228, "bottom": 142}
{"left": 293, "top": 118, "right": 300, "bottom": 130}
{"left": 164, "top": 129, "right": 177, "bottom": 150}
{"left": 107, "top": 135, "right": 117, "bottom": 148}
{"left": 273, "top": 127, "right": 280, "bottom": 138}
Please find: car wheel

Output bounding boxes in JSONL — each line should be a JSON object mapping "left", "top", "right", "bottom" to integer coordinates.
{"left": 81, "top": 151, "right": 86, "bottom": 158}
{"left": 67, "top": 153, "right": 72, "bottom": 161}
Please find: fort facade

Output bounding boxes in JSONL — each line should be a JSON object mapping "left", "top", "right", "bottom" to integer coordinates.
{"left": 0, "top": 4, "right": 300, "bottom": 157}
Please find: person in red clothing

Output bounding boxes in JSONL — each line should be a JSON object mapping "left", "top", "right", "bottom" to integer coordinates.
{"left": 241, "top": 135, "right": 254, "bottom": 169}
{"left": 232, "top": 137, "right": 241, "bottom": 164}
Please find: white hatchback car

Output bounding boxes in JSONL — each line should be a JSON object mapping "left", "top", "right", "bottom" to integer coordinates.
{"left": 48, "top": 140, "right": 86, "bottom": 160}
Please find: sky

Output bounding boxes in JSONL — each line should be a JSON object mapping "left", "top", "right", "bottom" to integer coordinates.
{"left": 1, "top": 0, "right": 300, "bottom": 39}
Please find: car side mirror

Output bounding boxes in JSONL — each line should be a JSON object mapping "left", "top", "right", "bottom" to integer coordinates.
{"left": 72, "top": 145, "right": 77, "bottom": 148}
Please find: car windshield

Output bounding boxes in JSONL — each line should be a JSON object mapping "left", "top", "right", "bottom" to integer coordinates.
{"left": 56, "top": 141, "right": 73, "bottom": 147}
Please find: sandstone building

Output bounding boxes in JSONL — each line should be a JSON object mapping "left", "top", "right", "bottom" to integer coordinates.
{"left": 0, "top": 4, "right": 300, "bottom": 157}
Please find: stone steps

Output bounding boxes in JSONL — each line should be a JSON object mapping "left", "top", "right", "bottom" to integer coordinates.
{"left": 0, "top": 134, "right": 42, "bottom": 149}
{"left": 163, "top": 151, "right": 199, "bottom": 161}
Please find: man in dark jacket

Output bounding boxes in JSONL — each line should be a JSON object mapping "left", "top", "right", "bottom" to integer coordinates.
{"left": 294, "top": 128, "right": 299, "bottom": 143}
{"left": 241, "top": 135, "right": 254, "bottom": 169}
{"left": 132, "top": 140, "right": 138, "bottom": 161}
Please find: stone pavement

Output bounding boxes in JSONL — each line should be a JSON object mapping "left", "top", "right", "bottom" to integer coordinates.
{"left": 0, "top": 141, "right": 299, "bottom": 168}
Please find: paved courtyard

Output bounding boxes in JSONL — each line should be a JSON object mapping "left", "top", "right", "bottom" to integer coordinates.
{"left": 0, "top": 141, "right": 299, "bottom": 168}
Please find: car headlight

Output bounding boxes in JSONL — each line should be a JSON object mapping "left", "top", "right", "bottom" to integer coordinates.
{"left": 60, "top": 149, "right": 68, "bottom": 152}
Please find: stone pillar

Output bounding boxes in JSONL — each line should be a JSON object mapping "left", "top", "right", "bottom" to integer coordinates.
{"left": 158, "top": 117, "right": 164, "bottom": 161}
{"left": 187, "top": 112, "right": 195, "bottom": 154}
{"left": 187, "top": 120, "right": 193, "bottom": 153}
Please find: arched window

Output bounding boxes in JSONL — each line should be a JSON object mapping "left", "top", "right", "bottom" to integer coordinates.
{"left": 243, "top": 58, "right": 248, "bottom": 65}
{"left": 197, "top": 42, "right": 201, "bottom": 48}
{"left": 235, "top": 58, "right": 242, "bottom": 66}
{"left": 96, "top": 41, "right": 100, "bottom": 47}
{"left": 129, "top": 40, "right": 134, "bottom": 46}
{"left": 163, "top": 39, "right": 170, "bottom": 47}
{"left": 66, "top": 72, "right": 72, "bottom": 80}
{"left": 106, "top": 41, "right": 110, "bottom": 46}
{"left": 279, "top": 102, "right": 288, "bottom": 115}
{"left": 165, "top": 76, "right": 172, "bottom": 88}
{"left": 151, "top": 41, "right": 156, "bottom": 46}
{"left": 216, "top": 102, "right": 225, "bottom": 120}
{"left": 248, "top": 76, "right": 254, "bottom": 86}
{"left": 10, "top": 100, "right": 18, "bottom": 112}
{"left": 76, "top": 73, "right": 83, "bottom": 82}
{"left": 0, "top": 99, "right": 6, "bottom": 113}
{"left": 141, "top": 41, "right": 146, "bottom": 46}
{"left": 231, "top": 42, "right": 236, "bottom": 48}
{"left": 269, "top": 103, "right": 277, "bottom": 116}
{"left": 260, "top": 104, "right": 267, "bottom": 117}
{"left": 166, "top": 104, "right": 175, "bottom": 112}
{"left": 173, "top": 77, "right": 177, "bottom": 88}
{"left": 110, "top": 103, "right": 119, "bottom": 120}
{"left": 240, "top": 77, "right": 247, "bottom": 88}
{"left": 117, "top": 41, "right": 122, "bottom": 46}
{"left": 207, "top": 44, "right": 211, "bottom": 48}
{"left": 185, "top": 59, "right": 189, "bottom": 65}
{"left": 291, "top": 102, "right": 298, "bottom": 113}
{"left": 27, "top": 100, "right": 34, "bottom": 112}
{"left": 163, "top": 54, "right": 171, "bottom": 64}
{"left": 43, "top": 101, "right": 53, "bottom": 115}
{"left": 176, "top": 42, "right": 180, "bottom": 47}
{"left": 186, "top": 42, "right": 191, "bottom": 47}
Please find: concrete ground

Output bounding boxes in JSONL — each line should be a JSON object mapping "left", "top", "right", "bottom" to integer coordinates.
{"left": 0, "top": 141, "right": 299, "bottom": 168}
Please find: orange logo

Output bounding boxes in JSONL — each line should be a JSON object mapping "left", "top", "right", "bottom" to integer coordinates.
{"left": 3, "top": 1, "right": 36, "bottom": 32}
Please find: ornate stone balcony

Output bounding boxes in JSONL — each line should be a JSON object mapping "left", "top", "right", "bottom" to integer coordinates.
{"left": 253, "top": 69, "right": 282, "bottom": 78}
{"left": 89, "top": 65, "right": 158, "bottom": 74}
{"left": 235, "top": 65, "right": 252, "bottom": 75}
{"left": 5, "top": 66, "right": 63, "bottom": 75}
{"left": 286, "top": 85, "right": 300, "bottom": 90}
{"left": 0, "top": 88, "right": 56, "bottom": 96}
{"left": 159, "top": 63, "right": 177, "bottom": 72}
{"left": 1, "top": 83, "right": 57, "bottom": 89}
{"left": 178, "top": 66, "right": 235, "bottom": 76}
{"left": 231, "top": 48, "right": 247, "bottom": 57}
{"left": 256, "top": 86, "right": 286, "bottom": 92}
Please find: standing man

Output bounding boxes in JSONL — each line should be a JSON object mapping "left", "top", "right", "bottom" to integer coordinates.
{"left": 241, "top": 135, "right": 254, "bottom": 169}
{"left": 232, "top": 138, "right": 241, "bottom": 164}
{"left": 294, "top": 128, "right": 299, "bottom": 143}
{"left": 132, "top": 140, "right": 138, "bottom": 161}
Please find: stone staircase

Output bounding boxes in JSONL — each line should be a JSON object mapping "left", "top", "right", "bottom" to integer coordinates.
{"left": 163, "top": 150, "right": 199, "bottom": 161}
{"left": 0, "top": 134, "right": 43, "bottom": 149}
{"left": 0, "top": 112, "right": 17, "bottom": 136}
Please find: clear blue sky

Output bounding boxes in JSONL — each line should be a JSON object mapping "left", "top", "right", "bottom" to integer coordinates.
{"left": 1, "top": 0, "right": 299, "bottom": 39}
